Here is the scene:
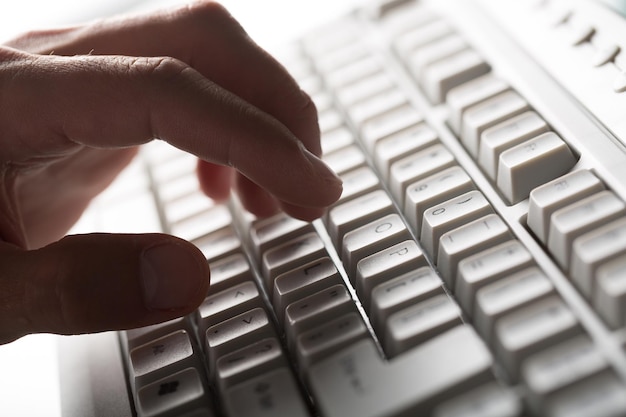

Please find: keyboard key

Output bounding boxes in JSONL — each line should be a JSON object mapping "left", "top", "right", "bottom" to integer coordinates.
{"left": 348, "top": 87, "right": 408, "bottom": 125}
{"left": 548, "top": 191, "right": 626, "bottom": 270}
{"left": 493, "top": 296, "right": 582, "bottom": 382}
{"left": 594, "top": 257, "right": 626, "bottom": 329}
{"left": 370, "top": 266, "right": 443, "bottom": 334}
{"left": 335, "top": 166, "right": 381, "bottom": 205}
{"left": 325, "top": 55, "right": 382, "bottom": 88}
{"left": 421, "top": 190, "right": 494, "bottom": 259}
{"left": 126, "top": 316, "right": 195, "bottom": 351}
{"left": 527, "top": 169, "right": 605, "bottom": 243}
{"left": 207, "top": 253, "right": 253, "bottom": 295}
{"left": 570, "top": 217, "right": 626, "bottom": 298}
{"left": 355, "top": 240, "right": 428, "bottom": 308}
{"left": 475, "top": 267, "right": 555, "bottom": 342}
{"left": 342, "top": 214, "right": 412, "bottom": 279}
{"left": 251, "top": 213, "right": 315, "bottom": 260}
{"left": 222, "top": 367, "right": 310, "bottom": 417}
{"left": 323, "top": 144, "right": 367, "bottom": 175}
{"left": 446, "top": 74, "right": 510, "bottom": 134}
{"left": 384, "top": 294, "right": 463, "bottom": 357}
{"left": 437, "top": 214, "right": 512, "bottom": 288}
{"left": 389, "top": 143, "right": 456, "bottom": 206}
{"left": 404, "top": 166, "right": 475, "bottom": 233}
{"left": 407, "top": 34, "right": 469, "bottom": 83}
{"left": 462, "top": 90, "right": 530, "bottom": 157}
{"left": 456, "top": 241, "right": 535, "bottom": 315}
{"left": 308, "top": 325, "right": 494, "bottom": 416}
{"left": 394, "top": 19, "right": 453, "bottom": 57}
{"left": 478, "top": 111, "right": 550, "bottom": 181}
{"left": 192, "top": 226, "right": 241, "bottom": 264}
{"left": 321, "top": 126, "right": 354, "bottom": 155}
{"left": 360, "top": 104, "right": 423, "bottom": 152}
{"left": 337, "top": 71, "right": 394, "bottom": 106}
{"left": 497, "top": 132, "right": 578, "bottom": 205}
{"left": 432, "top": 382, "right": 522, "bottom": 417}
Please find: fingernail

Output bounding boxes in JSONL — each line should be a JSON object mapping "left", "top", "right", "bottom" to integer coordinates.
{"left": 303, "top": 149, "right": 343, "bottom": 188}
{"left": 140, "top": 241, "right": 207, "bottom": 311}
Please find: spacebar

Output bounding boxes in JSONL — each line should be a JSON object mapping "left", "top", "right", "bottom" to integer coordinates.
{"left": 308, "top": 325, "right": 494, "bottom": 417}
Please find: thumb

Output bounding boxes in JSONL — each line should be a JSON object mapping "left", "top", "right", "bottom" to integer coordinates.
{"left": 0, "top": 233, "right": 209, "bottom": 344}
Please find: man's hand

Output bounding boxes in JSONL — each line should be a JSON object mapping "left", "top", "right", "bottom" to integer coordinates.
{"left": 0, "top": 1, "right": 342, "bottom": 344}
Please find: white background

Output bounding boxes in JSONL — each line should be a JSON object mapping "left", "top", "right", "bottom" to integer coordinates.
{"left": 0, "top": 0, "right": 363, "bottom": 415}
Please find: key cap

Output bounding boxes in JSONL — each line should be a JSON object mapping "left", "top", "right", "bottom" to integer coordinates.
{"left": 348, "top": 88, "right": 408, "bottom": 125}
{"left": 370, "top": 266, "right": 443, "bottom": 334}
{"left": 421, "top": 190, "right": 494, "bottom": 259}
{"left": 394, "top": 19, "right": 453, "bottom": 57}
{"left": 437, "top": 214, "right": 512, "bottom": 288}
{"left": 308, "top": 325, "right": 494, "bottom": 417}
{"left": 215, "top": 337, "right": 287, "bottom": 392}
{"left": 355, "top": 240, "right": 428, "bottom": 308}
{"left": 594, "top": 257, "right": 626, "bottom": 329}
{"left": 527, "top": 170, "right": 605, "bottom": 243}
{"left": 360, "top": 104, "right": 423, "bottom": 152}
{"left": 207, "top": 253, "right": 253, "bottom": 295}
{"left": 497, "top": 132, "right": 578, "bottom": 205}
{"left": 478, "top": 111, "right": 550, "bottom": 181}
{"left": 432, "top": 382, "right": 522, "bottom": 417}
{"left": 446, "top": 74, "right": 510, "bottom": 134}
{"left": 126, "top": 316, "right": 195, "bottom": 351}
{"left": 336, "top": 166, "right": 381, "bottom": 205}
{"left": 374, "top": 123, "right": 438, "bottom": 180}
{"left": 222, "top": 367, "right": 310, "bottom": 417}
{"left": 493, "top": 296, "right": 582, "bottom": 382}
{"left": 323, "top": 144, "right": 367, "bottom": 175}
{"left": 261, "top": 232, "right": 327, "bottom": 288}
{"left": 407, "top": 34, "right": 469, "bottom": 82}
{"left": 456, "top": 241, "right": 535, "bottom": 315}
{"left": 192, "top": 226, "right": 242, "bottom": 264}
{"left": 327, "top": 190, "right": 395, "bottom": 249}
{"left": 272, "top": 257, "right": 343, "bottom": 327}
{"left": 296, "top": 312, "right": 369, "bottom": 371}
{"left": 548, "top": 191, "right": 626, "bottom": 270}
{"left": 136, "top": 367, "right": 213, "bottom": 417}
{"left": 475, "top": 267, "right": 555, "bottom": 342}
{"left": 389, "top": 144, "right": 456, "bottom": 206}
{"left": 462, "top": 91, "right": 529, "bottom": 157}
{"left": 337, "top": 71, "right": 394, "bottom": 106}
{"left": 166, "top": 192, "right": 216, "bottom": 228}
{"left": 422, "top": 49, "right": 490, "bottom": 104}
{"left": 325, "top": 55, "right": 382, "bottom": 88}
{"left": 521, "top": 336, "right": 609, "bottom": 408}
{"left": 342, "top": 214, "right": 412, "bottom": 279}
{"left": 384, "top": 294, "right": 463, "bottom": 357}
{"left": 404, "top": 166, "right": 475, "bottom": 233}
{"left": 251, "top": 213, "right": 315, "bottom": 260}
{"left": 321, "top": 126, "right": 354, "bottom": 155}
{"left": 570, "top": 217, "right": 626, "bottom": 298}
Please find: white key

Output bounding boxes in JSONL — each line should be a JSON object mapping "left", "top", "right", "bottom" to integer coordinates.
{"left": 384, "top": 294, "right": 463, "bottom": 357}
{"left": 261, "top": 232, "right": 327, "bottom": 288}
{"left": 394, "top": 19, "right": 453, "bottom": 57}
{"left": 327, "top": 190, "right": 395, "bottom": 249}
{"left": 284, "top": 284, "right": 356, "bottom": 350}
{"left": 137, "top": 368, "right": 213, "bottom": 417}
{"left": 158, "top": 174, "right": 200, "bottom": 204}
{"left": 521, "top": 336, "right": 609, "bottom": 406}
{"left": 126, "top": 316, "right": 195, "bottom": 351}
{"left": 325, "top": 55, "right": 382, "bottom": 88}
{"left": 192, "top": 226, "right": 241, "bottom": 264}
{"left": 543, "top": 372, "right": 626, "bottom": 417}
{"left": 342, "top": 214, "right": 412, "bottom": 279}
{"left": 337, "top": 71, "right": 394, "bottom": 106}
{"left": 494, "top": 296, "right": 581, "bottom": 382}
{"left": 497, "top": 132, "right": 578, "bottom": 205}
{"left": 321, "top": 126, "right": 354, "bottom": 155}
{"left": 272, "top": 257, "right": 343, "bottom": 327}
{"left": 308, "top": 325, "right": 494, "bottom": 417}
{"left": 389, "top": 144, "right": 456, "bottom": 206}
{"left": 528, "top": 169, "right": 605, "bottom": 243}
{"left": 318, "top": 109, "right": 344, "bottom": 134}
{"left": 130, "top": 330, "right": 198, "bottom": 388}
{"left": 462, "top": 90, "right": 530, "bottom": 157}
{"left": 421, "top": 191, "right": 494, "bottom": 259}
{"left": 570, "top": 217, "right": 626, "bottom": 298}
{"left": 475, "top": 267, "right": 555, "bottom": 342}
{"left": 165, "top": 192, "right": 215, "bottom": 227}
{"left": 336, "top": 166, "right": 381, "bottom": 205}
{"left": 479, "top": 111, "right": 550, "bottom": 181}
{"left": 404, "top": 166, "right": 475, "bottom": 233}
{"left": 355, "top": 240, "right": 428, "bottom": 308}
{"left": 374, "top": 123, "right": 438, "bottom": 180}
{"left": 205, "top": 308, "right": 276, "bottom": 371}
{"left": 370, "top": 267, "right": 443, "bottom": 334}
{"left": 548, "top": 191, "right": 626, "bottom": 270}
{"left": 215, "top": 337, "right": 287, "bottom": 392}
{"left": 323, "top": 144, "right": 367, "bottom": 175}
{"left": 207, "top": 253, "right": 253, "bottom": 295}
{"left": 408, "top": 34, "right": 468, "bottom": 81}
{"left": 348, "top": 88, "right": 407, "bottom": 125}
{"left": 222, "top": 368, "right": 310, "bottom": 417}
{"left": 296, "top": 312, "right": 369, "bottom": 371}
{"left": 437, "top": 214, "right": 511, "bottom": 288}
{"left": 432, "top": 382, "right": 522, "bottom": 417}
{"left": 360, "top": 104, "right": 423, "bottom": 152}
{"left": 594, "top": 257, "right": 626, "bottom": 329}
{"left": 169, "top": 203, "right": 230, "bottom": 241}
{"left": 456, "top": 241, "right": 535, "bottom": 315}
{"left": 422, "top": 49, "right": 490, "bottom": 104}
{"left": 446, "top": 74, "right": 510, "bottom": 134}
{"left": 251, "top": 213, "right": 314, "bottom": 260}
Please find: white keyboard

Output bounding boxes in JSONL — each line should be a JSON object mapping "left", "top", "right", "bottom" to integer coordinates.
{"left": 62, "top": 0, "right": 626, "bottom": 416}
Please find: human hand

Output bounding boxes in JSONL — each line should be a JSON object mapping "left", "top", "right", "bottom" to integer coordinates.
{"left": 0, "top": 1, "right": 342, "bottom": 344}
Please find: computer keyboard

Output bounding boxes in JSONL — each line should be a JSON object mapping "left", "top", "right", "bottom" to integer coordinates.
{"left": 68, "top": 0, "right": 626, "bottom": 416}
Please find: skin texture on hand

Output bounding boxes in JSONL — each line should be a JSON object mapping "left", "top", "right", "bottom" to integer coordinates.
{"left": 0, "top": 1, "right": 342, "bottom": 344}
